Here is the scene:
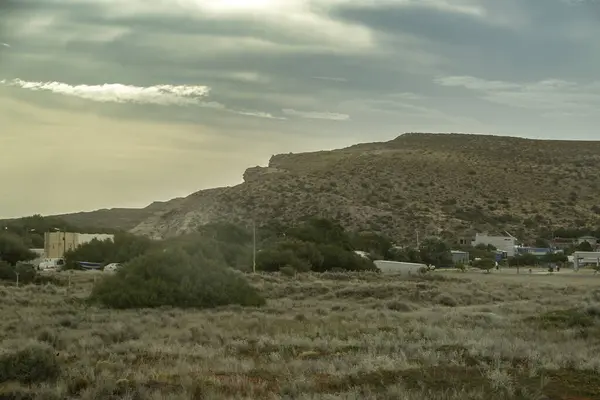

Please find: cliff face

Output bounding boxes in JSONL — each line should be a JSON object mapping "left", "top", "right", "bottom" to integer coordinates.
{"left": 40, "top": 133, "right": 600, "bottom": 242}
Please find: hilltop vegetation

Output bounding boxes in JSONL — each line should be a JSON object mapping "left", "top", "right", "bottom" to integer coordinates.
{"left": 0, "top": 214, "right": 118, "bottom": 248}
{"left": 4, "top": 133, "right": 600, "bottom": 243}
{"left": 98, "top": 133, "right": 600, "bottom": 241}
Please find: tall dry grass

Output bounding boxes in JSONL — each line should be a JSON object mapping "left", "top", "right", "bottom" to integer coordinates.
{"left": 1, "top": 270, "right": 600, "bottom": 399}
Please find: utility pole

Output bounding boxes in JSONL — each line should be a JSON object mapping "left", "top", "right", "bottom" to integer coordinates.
{"left": 416, "top": 230, "right": 420, "bottom": 248}
{"left": 252, "top": 220, "right": 256, "bottom": 274}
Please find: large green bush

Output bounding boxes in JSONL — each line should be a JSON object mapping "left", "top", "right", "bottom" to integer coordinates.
{"left": 88, "top": 249, "right": 265, "bottom": 309}
{"left": 0, "top": 233, "right": 36, "bottom": 265}
{"left": 166, "top": 225, "right": 252, "bottom": 271}
{"left": 255, "top": 238, "right": 375, "bottom": 272}
{"left": 64, "top": 232, "right": 156, "bottom": 269}
{"left": 315, "top": 244, "right": 376, "bottom": 272}
{"left": 0, "top": 343, "right": 60, "bottom": 384}
{"left": 0, "top": 262, "right": 36, "bottom": 284}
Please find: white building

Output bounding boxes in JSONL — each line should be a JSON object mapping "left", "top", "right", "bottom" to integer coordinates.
{"left": 374, "top": 260, "right": 428, "bottom": 275}
{"left": 471, "top": 233, "right": 517, "bottom": 257}
{"left": 577, "top": 236, "right": 598, "bottom": 246}
{"left": 572, "top": 251, "right": 600, "bottom": 270}
{"left": 44, "top": 232, "right": 115, "bottom": 258}
{"left": 451, "top": 250, "right": 470, "bottom": 265}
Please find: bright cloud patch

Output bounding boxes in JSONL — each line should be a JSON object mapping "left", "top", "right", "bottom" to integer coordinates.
{"left": 0, "top": 78, "right": 286, "bottom": 119}
{"left": 282, "top": 108, "right": 349, "bottom": 121}
{"left": 435, "top": 75, "right": 600, "bottom": 113}
{"left": 233, "top": 110, "right": 285, "bottom": 119}
{"left": 1, "top": 79, "right": 211, "bottom": 106}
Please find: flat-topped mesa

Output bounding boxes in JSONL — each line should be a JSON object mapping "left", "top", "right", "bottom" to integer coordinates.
{"left": 243, "top": 166, "right": 283, "bottom": 183}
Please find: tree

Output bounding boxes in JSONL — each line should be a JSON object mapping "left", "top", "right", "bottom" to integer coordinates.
{"left": 388, "top": 246, "right": 422, "bottom": 263}
{"left": 286, "top": 218, "right": 353, "bottom": 250}
{"left": 256, "top": 248, "right": 311, "bottom": 272}
{"left": 577, "top": 241, "right": 594, "bottom": 252}
{"left": 542, "top": 252, "right": 568, "bottom": 264}
{"left": 419, "top": 238, "right": 452, "bottom": 267}
{"left": 509, "top": 253, "right": 539, "bottom": 267}
{"left": 535, "top": 238, "right": 550, "bottom": 248}
{"left": 64, "top": 232, "right": 155, "bottom": 269}
{"left": 473, "top": 258, "right": 495, "bottom": 273}
{"left": 316, "top": 244, "right": 376, "bottom": 272}
{"left": 88, "top": 249, "right": 265, "bottom": 309}
{"left": 0, "top": 233, "right": 36, "bottom": 265}
{"left": 351, "top": 231, "right": 394, "bottom": 260}
{"left": 468, "top": 245, "right": 496, "bottom": 262}
{"left": 0, "top": 262, "right": 37, "bottom": 284}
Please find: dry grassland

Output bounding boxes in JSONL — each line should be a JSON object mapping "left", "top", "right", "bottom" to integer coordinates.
{"left": 2, "top": 270, "right": 600, "bottom": 399}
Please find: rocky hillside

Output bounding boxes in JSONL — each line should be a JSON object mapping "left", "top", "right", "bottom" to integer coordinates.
{"left": 121, "top": 133, "right": 600, "bottom": 242}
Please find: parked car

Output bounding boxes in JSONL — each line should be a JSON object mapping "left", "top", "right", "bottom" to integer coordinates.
{"left": 38, "top": 258, "right": 65, "bottom": 271}
{"left": 103, "top": 263, "right": 121, "bottom": 272}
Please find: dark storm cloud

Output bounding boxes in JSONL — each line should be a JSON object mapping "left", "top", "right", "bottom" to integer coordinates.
{"left": 2, "top": 0, "right": 599, "bottom": 138}
{"left": 332, "top": 0, "right": 600, "bottom": 81}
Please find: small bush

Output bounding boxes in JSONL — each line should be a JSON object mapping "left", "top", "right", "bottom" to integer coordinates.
{"left": 88, "top": 249, "right": 265, "bottom": 309}
{"left": 386, "top": 301, "right": 414, "bottom": 312}
{"left": 0, "top": 343, "right": 61, "bottom": 384}
{"left": 280, "top": 266, "right": 296, "bottom": 277}
{"left": 473, "top": 258, "right": 495, "bottom": 273}
{"left": 532, "top": 308, "right": 597, "bottom": 329}
{"left": 436, "top": 294, "right": 459, "bottom": 307}
{"left": 0, "top": 262, "right": 37, "bottom": 285}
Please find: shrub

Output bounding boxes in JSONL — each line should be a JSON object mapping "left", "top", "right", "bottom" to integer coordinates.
{"left": 64, "top": 232, "right": 155, "bottom": 270}
{"left": 256, "top": 246, "right": 312, "bottom": 272}
{"left": 436, "top": 294, "right": 458, "bottom": 307}
{"left": 316, "top": 244, "right": 376, "bottom": 272}
{"left": 280, "top": 266, "right": 297, "bottom": 277}
{"left": 473, "top": 258, "right": 495, "bottom": 273}
{"left": 0, "top": 262, "right": 37, "bottom": 284}
{"left": 0, "top": 233, "right": 36, "bottom": 265}
{"left": 532, "top": 308, "right": 597, "bottom": 329}
{"left": 0, "top": 343, "right": 60, "bottom": 384}
{"left": 88, "top": 249, "right": 265, "bottom": 309}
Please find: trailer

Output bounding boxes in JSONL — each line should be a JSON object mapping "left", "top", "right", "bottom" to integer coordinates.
{"left": 373, "top": 260, "right": 428, "bottom": 275}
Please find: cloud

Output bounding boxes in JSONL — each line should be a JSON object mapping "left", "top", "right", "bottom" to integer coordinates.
{"left": 1, "top": 78, "right": 289, "bottom": 119}
{"left": 1, "top": 78, "right": 211, "bottom": 106}
{"left": 435, "top": 76, "right": 519, "bottom": 91}
{"left": 1, "top": 43, "right": 9, "bottom": 47}
{"left": 282, "top": 108, "right": 350, "bottom": 121}
{"left": 313, "top": 76, "right": 347, "bottom": 82}
{"left": 435, "top": 75, "right": 600, "bottom": 113}
{"left": 232, "top": 110, "right": 285, "bottom": 120}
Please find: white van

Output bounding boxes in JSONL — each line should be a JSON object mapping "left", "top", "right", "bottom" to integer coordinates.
{"left": 103, "top": 263, "right": 121, "bottom": 272}
{"left": 38, "top": 258, "right": 65, "bottom": 271}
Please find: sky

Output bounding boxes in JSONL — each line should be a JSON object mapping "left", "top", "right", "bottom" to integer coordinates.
{"left": 1, "top": 0, "right": 599, "bottom": 218}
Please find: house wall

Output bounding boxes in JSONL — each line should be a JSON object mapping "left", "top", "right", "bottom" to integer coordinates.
{"left": 44, "top": 232, "right": 115, "bottom": 258}
{"left": 472, "top": 233, "right": 517, "bottom": 257}
{"left": 577, "top": 236, "right": 598, "bottom": 245}
{"left": 44, "top": 232, "right": 78, "bottom": 258}
{"left": 451, "top": 251, "right": 469, "bottom": 265}
{"left": 572, "top": 251, "right": 600, "bottom": 269}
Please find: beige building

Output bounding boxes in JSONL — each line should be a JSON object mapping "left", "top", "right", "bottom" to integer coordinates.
{"left": 44, "top": 232, "right": 115, "bottom": 258}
